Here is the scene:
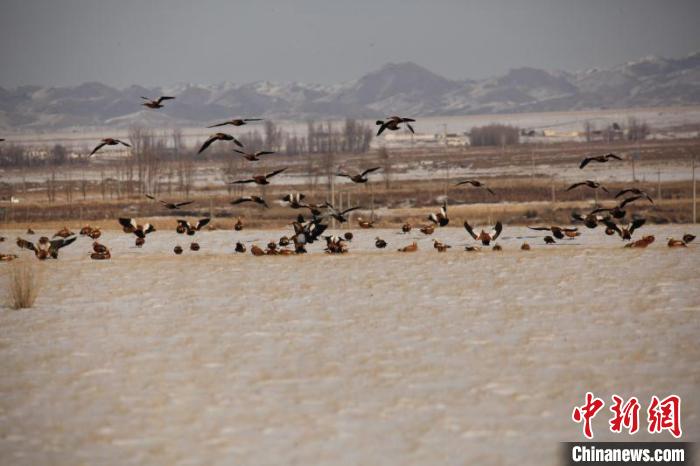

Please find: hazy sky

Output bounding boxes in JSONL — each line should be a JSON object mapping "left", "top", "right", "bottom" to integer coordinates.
{"left": 1, "top": 0, "right": 699, "bottom": 88}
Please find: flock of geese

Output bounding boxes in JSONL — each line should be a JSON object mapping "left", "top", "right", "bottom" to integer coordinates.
{"left": 0, "top": 96, "right": 696, "bottom": 261}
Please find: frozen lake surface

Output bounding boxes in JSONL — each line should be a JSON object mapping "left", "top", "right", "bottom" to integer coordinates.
{"left": 1, "top": 225, "right": 699, "bottom": 465}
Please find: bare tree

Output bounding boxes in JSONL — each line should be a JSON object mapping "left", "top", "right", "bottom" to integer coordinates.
{"left": 378, "top": 146, "right": 392, "bottom": 189}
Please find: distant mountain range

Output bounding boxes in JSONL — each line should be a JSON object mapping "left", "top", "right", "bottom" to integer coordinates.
{"left": 1, "top": 52, "right": 698, "bottom": 130}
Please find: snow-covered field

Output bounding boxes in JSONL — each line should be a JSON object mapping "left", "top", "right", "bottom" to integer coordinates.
{"left": 1, "top": 225, "right": 699, "bottom": 465}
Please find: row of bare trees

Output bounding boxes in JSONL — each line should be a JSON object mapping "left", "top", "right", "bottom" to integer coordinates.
{"left": 583, "top": 117, "right": 651, "bottom": 142}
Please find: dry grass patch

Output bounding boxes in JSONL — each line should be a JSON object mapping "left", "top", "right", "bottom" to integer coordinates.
{"left": 7, "top": 261, "right": 42, "bottom": 310}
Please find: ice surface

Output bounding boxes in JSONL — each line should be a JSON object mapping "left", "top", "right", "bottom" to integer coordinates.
{"left": 0, "top": 225, "right": 698, "bottom": 465}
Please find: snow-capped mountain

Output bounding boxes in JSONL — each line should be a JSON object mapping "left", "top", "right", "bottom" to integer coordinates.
{"left": 1, "top": 52, "right": 698, "bottom": 130}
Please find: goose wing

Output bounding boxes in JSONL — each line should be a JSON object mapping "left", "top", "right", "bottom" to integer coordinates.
{"left": 463, "top": 221, "right": 477, "bottom": 240}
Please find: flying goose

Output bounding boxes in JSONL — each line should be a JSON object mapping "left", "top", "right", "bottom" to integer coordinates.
{"left": 618, "top": 194, "right": 653, "bottom": 209}
{"left": 336, "top": 167, "right": 381, "bottom": 183}
{"left": 16, "top": 236, "right": 76, "bottom": 260}
{"left": 90, "top": 138, "right": 131, "bottom": 156}
{"left": 207, "top": 118, "right": 262, "bottom": 128}
{"left": 376, "top": 116, "right": 415, "bottom": 136}
{"left": 590, "top": 206, "right": 626, "bottom": 219}
{"left": 119, "top": 218, "right": 156, "bottom": 238}
{"left": 145, "top": 194, "right": 194, "bottom": 210}
{"left": 579, "top": 153, "right": 623, "bottom": 169}
{"left": 455, "top": 179, "right": 495, "bottom": 195}
{"left": 464, "top": 220, "right": 502, "bottom": 246}
{"left": 198, "top": 133, "right": 243, "bottom": 154}
{"left": 566, "top": 180, "right": 609, "bottom": 193}
{"left": 231, "top": 196, "right": 269, "bottom": 208}
{"left": 528, "top": 225, "right": 579, "bottom": 240}
{"left": 322, "top": 202, "right": 361, "bottom": 223}
{"left": 427, "top": 201, "right": 449, "bottom": 226}
{"left": 176, "top": 218, "right": 210, "bottom": 235}
{"left": 324, "top": 235, "right": 349, "bottom": 254}
{"left": 615, "top": 188, "right": 654, "bottom": 203}
{"left": 571, "top": 212, "right": 609, "bottom": 228}
{"left": 230, "top": 168, "right": 287, "bottom": 185}
{"left": 141, "top": 95, "right": 175, "bottom": 109}
{"left": 603, "top": 218, "right": 646, "bottom": 241}
{"left": 233, "top": 149, "right": 275, "bottom": 161}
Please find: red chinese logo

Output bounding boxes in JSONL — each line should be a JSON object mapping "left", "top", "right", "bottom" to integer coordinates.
{"left": 609, "top": 395, "right": 640, "bottom": 434}
{"left": 648, "top": 395, "right": 682, "bottom": 438}
{"left": 572, "top": 393, "right": 682, "bottom": 439}
{"left": 572, "top": 392, "right": 605, "bottom": 439}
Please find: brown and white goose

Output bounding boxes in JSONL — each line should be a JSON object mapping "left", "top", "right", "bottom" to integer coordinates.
{"left": 17, "top": 236, "right": 76, "bottom": 260}
{"left": 176, "top": 218, "right": 210, "bottom": 236}
{"left": 119, "top": 218, "right": 156, "bottom": 238}
{"left": 427, "top": 201, "right": 449, "bottom": 227}
{"left": 528, "top": 225, "right": 579, "bottom": 240}
{"left": 464, "top": 221, "right": 502, "bottom": 246}
{"left": 603, "top": 218, "right": 646, "bottom": 241}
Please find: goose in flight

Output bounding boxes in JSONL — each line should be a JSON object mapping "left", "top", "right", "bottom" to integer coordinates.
{"left": 141, "top": 95, "right": 175, "bottom": 109}
{"left": 118, "top": 218, "right": 156, "bottom": 238}
{"left": 230, "top": 196, "right": 269, "bottom": 208}
{"left": 427, "top": 201, "right": 449, "bottom": 227}
{"left": 566, "top": 180, "right": 609, "bottom": 193}
{"left": 198, "top": 133, "right": 243, "bottom": 154}
{"left": 528, "top": 225, "right": 579, "bottom": 240}
{"left": 464, "top": 220, "right": 502, "bottom": 246}
{"left": 615, "top": 188, "right": 654, "bottom": 204}
{"left": 145, "top": 194, "right": 194, "bottom": 210}
{"left": 16, "top": 236, "right": 76, "bottom": 260}
{"left": 207, "top": 118, "right": 262, "bottom": 128}
{"left": 376, "top": 116, "right": 415, "bottom": 136}
{"left": 579, "top": 153, "right": 622, "bottom": 169}
{"left": 176, "top": 218, "right": 210, "bottom": 235}
{"left": 603, "top": 218, "right": 646, "bottom": 241}
{"left": 336, "top": 167, "right": 381, "bottom": 183}
{"left": 234, "top": 149, "right": 275, "bottom": 161}
{"left": 90, "top": 138, "right": 131, "bottom": 156}
{"left": 230, "top": 168, "right": 287, "bottom": 185}
{"left": 455, "top": 179, "right": 496, "bottom": 195}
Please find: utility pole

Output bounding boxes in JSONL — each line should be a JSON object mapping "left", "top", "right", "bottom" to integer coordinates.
{"left": 693, "top": 156, "right": 697, "bottom": 224}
